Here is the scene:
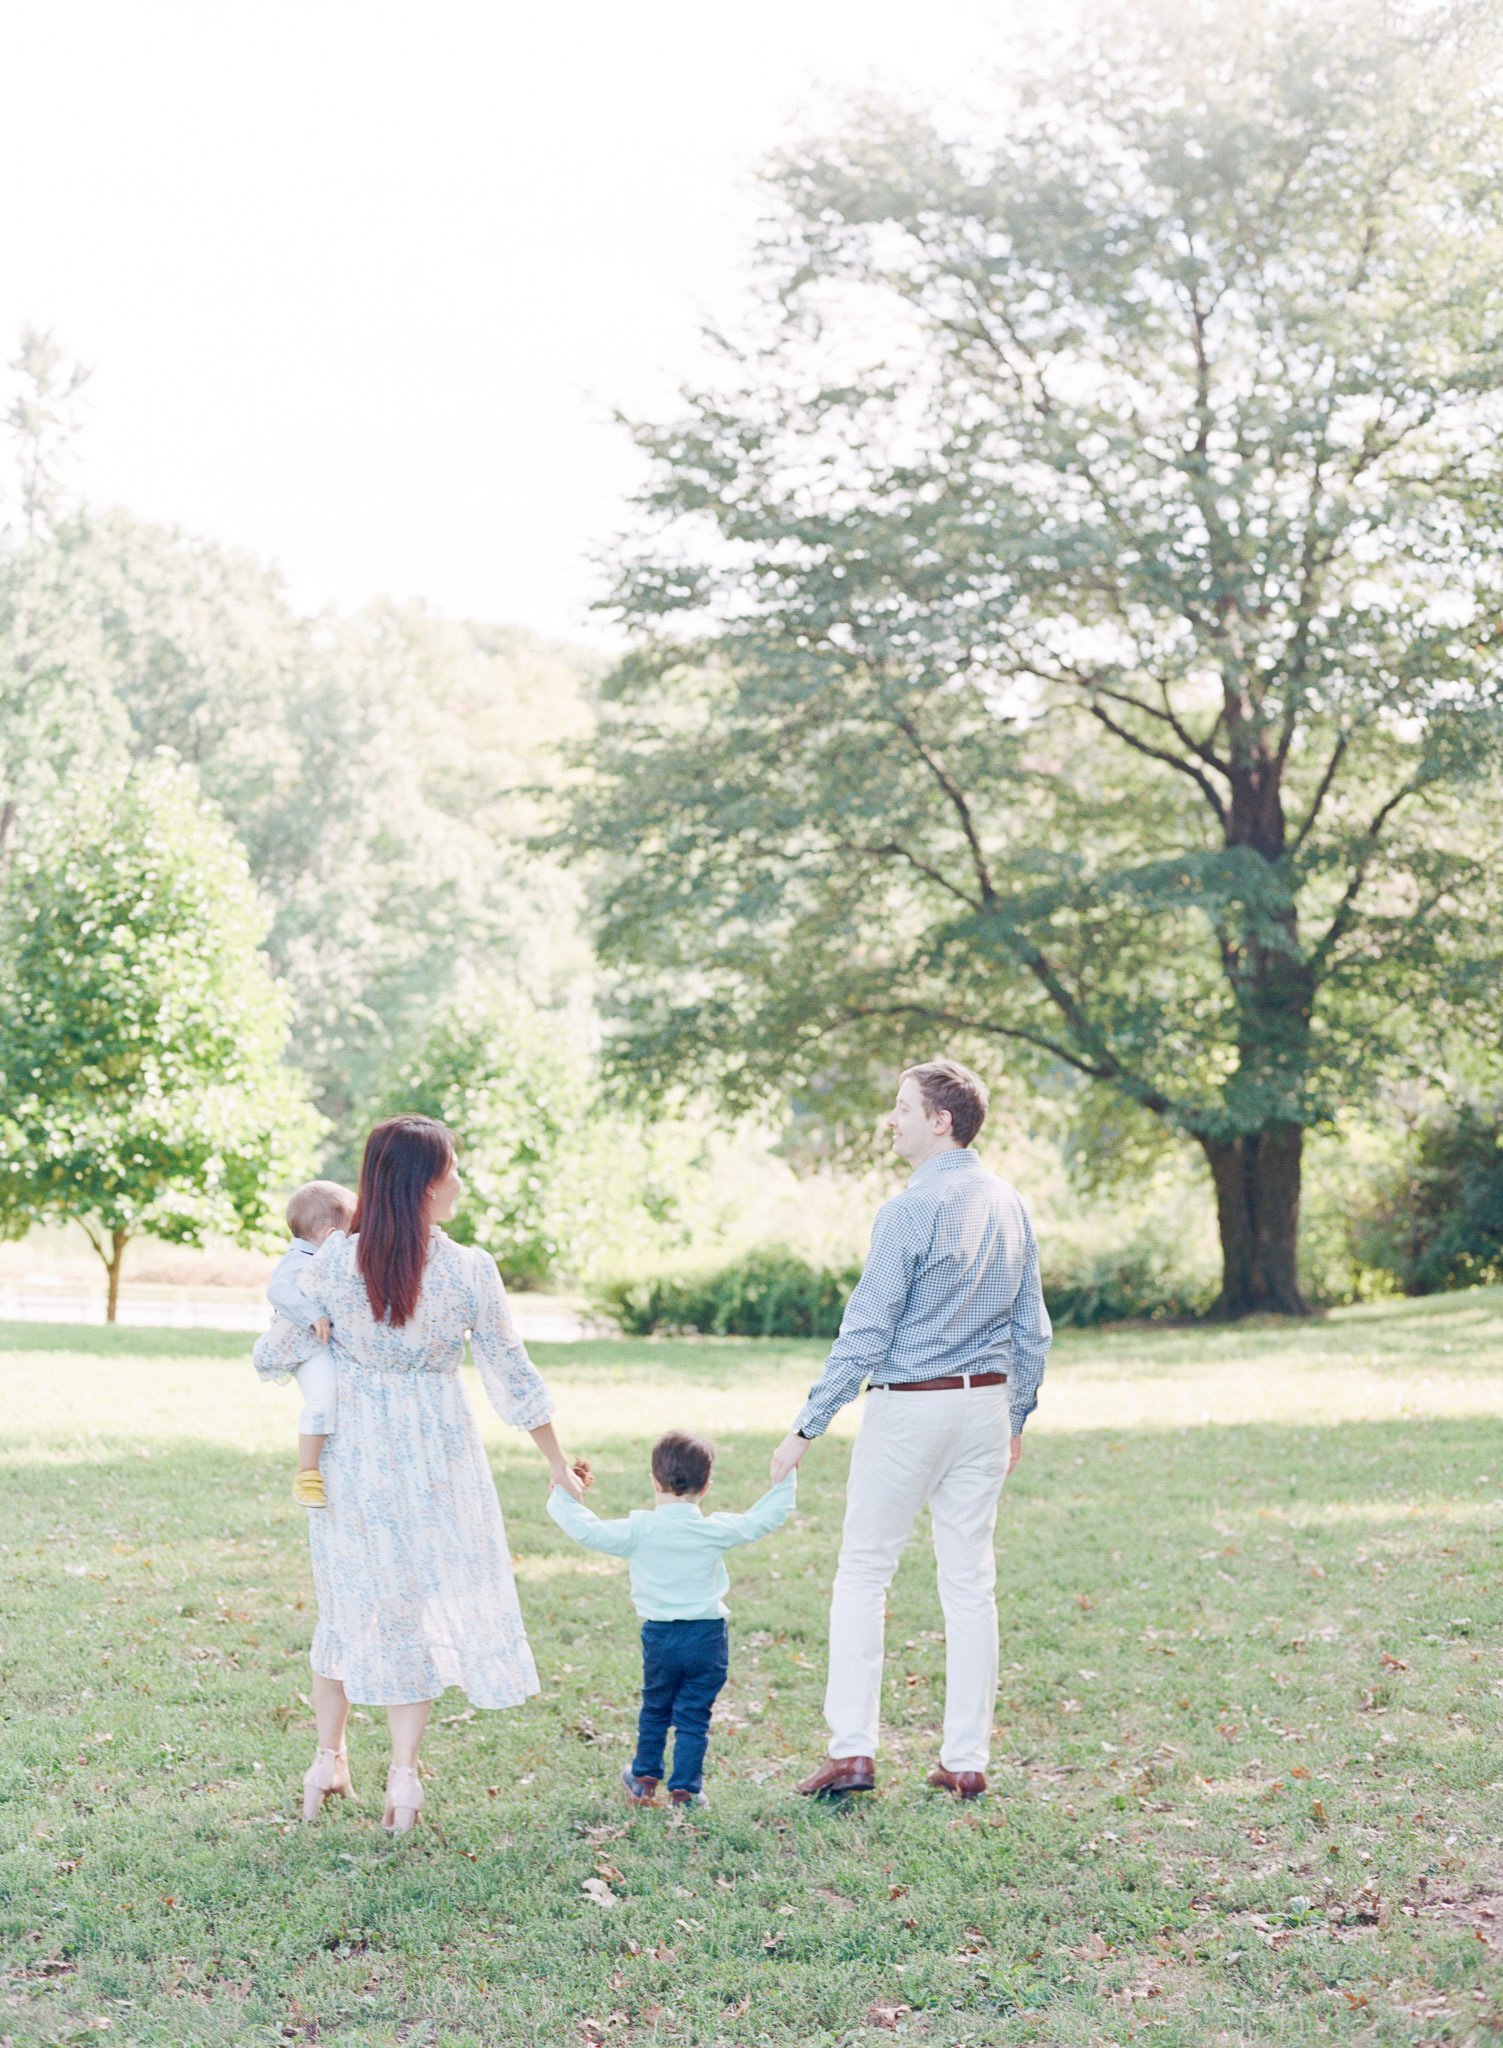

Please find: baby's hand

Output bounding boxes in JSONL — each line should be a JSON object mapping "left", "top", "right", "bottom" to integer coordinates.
{"left": 571, "top": 1457, "right": 595, "bottom": 1492}
{"left": 313, "top": 1317, "right": 331, "bottom": 1344}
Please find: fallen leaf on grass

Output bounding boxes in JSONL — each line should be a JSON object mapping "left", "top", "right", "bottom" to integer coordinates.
{"left": 722, "top": 1995, "right": 751, "bottom": 2018}
{"left": 1379, "top": 1652, "right": 1408, "bottom": 1672}
{"left": 1066, "top": 1933, "right": 1112, "bottom": 1961}
{"left": 581, "top": 1879, "right": 617, "bottom": 1910}
{"left": 867, "top": 2002, "right": 911, "bottom": 2030}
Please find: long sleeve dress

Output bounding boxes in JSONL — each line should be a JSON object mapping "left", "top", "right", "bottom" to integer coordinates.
{"left": 251, "top": 1228, "right": 552, "bottom": 1708}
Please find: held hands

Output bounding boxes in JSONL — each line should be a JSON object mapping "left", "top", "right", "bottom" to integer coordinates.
{"left": 312, "top": 1317, "right": 332, "bottom": 1344}
{"left": 769, "top": 1432, "right": 811, "bottom": 1485}
{"left": 548, "top": 1456, "right": 592, "bottom": 1503}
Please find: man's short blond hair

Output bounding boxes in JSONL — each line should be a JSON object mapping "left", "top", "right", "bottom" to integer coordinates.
{"left": 286, "top": 1179, "right": 356, "bottom": 1241}
{"left": 901, "top": 1059, "right": 989, "bottom": 1147}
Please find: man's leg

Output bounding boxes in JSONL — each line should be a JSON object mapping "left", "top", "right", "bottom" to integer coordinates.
{"left": 927, "top": 1388, "right": 1010, "bottom": 1775}
{"left": 824, "top": 1392, "right": 953, "bottom": 1761}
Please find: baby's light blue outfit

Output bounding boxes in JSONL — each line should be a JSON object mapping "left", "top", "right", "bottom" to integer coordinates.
{"left": 266, "top": 1236, "right": 337, "bottom": 1436}
{"left": 547, "top": 1471, "right": 797, "bottom": 1620}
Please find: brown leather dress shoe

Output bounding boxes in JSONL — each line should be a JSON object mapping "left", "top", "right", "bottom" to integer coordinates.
{"left": 795, "top": 1755, "right": 876, "bottom": 1796}
{"left": 927, "top": 1764, "right": 988, "bottom": 1801}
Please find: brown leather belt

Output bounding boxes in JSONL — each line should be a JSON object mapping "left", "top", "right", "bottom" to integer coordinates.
{"left": 872, "top": 1371, "right": 1007, "bottom": 1392}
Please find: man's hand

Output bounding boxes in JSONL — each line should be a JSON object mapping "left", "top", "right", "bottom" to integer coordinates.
{"left": 1007, "top": 1434, "right": 1022, "bottom": 1477}
{"left": 770, "top": 1432, "right": 811, "bottom": 1484}
{"left": 313, "top": 1317, "right": 331, "bottom": 1344}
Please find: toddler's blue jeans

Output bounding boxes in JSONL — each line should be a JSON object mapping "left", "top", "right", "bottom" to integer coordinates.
{"left": 632, "top": 1618, "right": 729, "bottom": 1795}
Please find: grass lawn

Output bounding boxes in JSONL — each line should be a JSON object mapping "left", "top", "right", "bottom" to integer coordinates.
{"left": 2, "top": 1294, "right": 1501, "bottom": 2047}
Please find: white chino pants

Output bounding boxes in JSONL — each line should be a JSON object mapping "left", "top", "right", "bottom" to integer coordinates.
{"left": 824, "top": 1382, "right": 1010, "bottom": 1774}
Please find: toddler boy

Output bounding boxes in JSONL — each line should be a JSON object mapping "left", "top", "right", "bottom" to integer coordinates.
{"left": 267, "top": 1179, "right": 355, "bottom": 1508}
{"left": 548, "top": 1432, "right": 795, "bottom": 1806}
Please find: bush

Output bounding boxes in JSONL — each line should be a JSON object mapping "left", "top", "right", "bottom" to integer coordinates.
{"left": 596, "top": 1248, "right": 862, "bottom": 1339}
{"left": 1042, "top": 1230, "right": 1217, "bottom": 1327}
{"left": 1353, "top": 1099, "right": 1503, "bottom": 1295}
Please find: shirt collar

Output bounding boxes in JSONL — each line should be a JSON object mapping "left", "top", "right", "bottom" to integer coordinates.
{"left": 653, "top": 1500, "right": 703, "bottom": 1516}
{"left": 909, "top": 1148, "right": 982, "bottom": 1186}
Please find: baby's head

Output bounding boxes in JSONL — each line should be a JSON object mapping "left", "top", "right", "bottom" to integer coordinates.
{"left": 286, "top": 1179, "right": 356, "bottom": 1247}
{"left": 651, "top": 1430, "right": 715, "bottom": 1502}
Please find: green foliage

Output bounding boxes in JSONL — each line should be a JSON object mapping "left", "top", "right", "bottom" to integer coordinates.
{"left": 364, "top": 994, "right": 590, "bottom": 1288}
{"left": 568, "top": 0, "right": 1503, "bottom": 1315}
{"left": 596, "top": 1247, "right": 862, "bottom": 1338}
{"left": 1042, "top": 1232, "right": 1217, "bottom": 1329}
{"left": 363, "top": 989, "right": 706, "bottom": 1289}
{"left": 1352, "top": 1098, "right": 1503, "bottom": 1295}
{"left": 2, "top": 354, "right": 600, "bottom": 1148}
{"left": 0, "top": 758, "right": 318, "bottom": 1285}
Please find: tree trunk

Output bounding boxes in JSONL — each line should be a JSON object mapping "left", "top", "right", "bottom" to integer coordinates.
{"left": 105, "top": 1231, "right": 127, "bottom": 1325}
{"left": 1200, "top": 1125, "right": 1308, "bottom": 1317}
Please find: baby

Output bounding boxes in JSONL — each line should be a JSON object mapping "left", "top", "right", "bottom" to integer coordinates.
{"left": 266, "top": 1179, "right": 355, "bottom": 1508}
{"left": 547, "top": 1432, "right": 795, "bottom": 1807}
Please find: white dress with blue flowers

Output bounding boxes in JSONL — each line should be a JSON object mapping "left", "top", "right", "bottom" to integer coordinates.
{"left": 252, "top": 1229, "right": 552, "bottom": 1708}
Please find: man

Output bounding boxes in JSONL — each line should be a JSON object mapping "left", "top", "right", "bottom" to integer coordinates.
{"left": 769, "top": 1058, "right": 1051, "bottom": 1802}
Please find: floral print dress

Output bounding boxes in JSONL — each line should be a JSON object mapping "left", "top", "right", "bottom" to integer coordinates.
{"left": 252, "top": 1229, "right": 552, "bottom": 1708}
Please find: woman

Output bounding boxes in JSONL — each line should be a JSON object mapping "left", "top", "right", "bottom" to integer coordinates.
{"left": 252, "top": 1114, "right": 584, "bottom": 1833}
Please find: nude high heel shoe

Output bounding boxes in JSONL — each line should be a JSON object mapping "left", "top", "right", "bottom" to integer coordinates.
{"left": 301, "top": 1746, "right": 355, "bottom": 1822}
{"left": 383, "top": 1764, "right": 424, "bottom": 1836}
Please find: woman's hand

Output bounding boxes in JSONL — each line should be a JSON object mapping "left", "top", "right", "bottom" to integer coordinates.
{"left": 529, "top": 1420, "right": 586, "bottom": 1498}
{"left": 549, "top": 1460, "right": 587, "bottom": 1502}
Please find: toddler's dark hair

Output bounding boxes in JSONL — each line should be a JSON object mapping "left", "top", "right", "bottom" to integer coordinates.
{"left": 651, "top": 1430, "right": 715, "bottom": 1496}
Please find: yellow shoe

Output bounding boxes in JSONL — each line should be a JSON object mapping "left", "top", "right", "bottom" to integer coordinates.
{"left": 293, "top": 1469, "right": 327, "bottom": 1509}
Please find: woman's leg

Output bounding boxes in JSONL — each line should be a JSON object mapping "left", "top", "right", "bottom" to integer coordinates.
{"left": 303, "top": 1673, "right": 354, "bottom": 1819}
{"left": 312, "top": 1672, "right": 350, "bottom": 1752}
{"left": 383, "top": 1700, "right": 432, "bottom": 1834}
{"left": 386, "top": 1699, "right": 432, "bottom": 1769}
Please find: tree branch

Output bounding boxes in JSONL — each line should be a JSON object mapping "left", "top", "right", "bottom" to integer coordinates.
{"left": 1310, "top": 775, "right": 1429, "bottom": 966}
{"left": 1084, "top": 701, "right": 1229, "bottom": 827}
{"left": 887, "top": 708, "right": 997, "bottom": 903}
{"left": 1289, "top": 729, "right": 1352, "bottom": 856}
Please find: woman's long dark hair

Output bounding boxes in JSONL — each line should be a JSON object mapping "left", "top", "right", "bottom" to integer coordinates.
{"left": 352, "top": 1116, "right": 455, "bottom": 1326}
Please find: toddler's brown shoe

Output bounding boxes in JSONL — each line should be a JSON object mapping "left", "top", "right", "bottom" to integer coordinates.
{"left": 620, "top": 1767, "right": 660, "bottom": 1807}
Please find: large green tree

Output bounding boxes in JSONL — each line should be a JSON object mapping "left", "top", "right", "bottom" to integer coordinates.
{"left": 569, "top": 0, "right": 1503, "bottom": 1315}
{"left": 0, "top": 759, "right": 318, "bottom": 1317}
{"left": 2, "top": 341, "right": 599, "bottom": 1144}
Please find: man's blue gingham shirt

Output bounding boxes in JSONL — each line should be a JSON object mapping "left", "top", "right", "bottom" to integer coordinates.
{"left": 794, "top": 1148, "right": 1052, "bottom": 1441}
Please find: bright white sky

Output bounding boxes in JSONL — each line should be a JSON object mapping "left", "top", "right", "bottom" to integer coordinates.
{"left": 2, "top": 0, "right": 1072, "bottom": 643}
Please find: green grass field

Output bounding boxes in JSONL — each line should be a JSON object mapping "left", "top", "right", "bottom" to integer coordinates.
{"left": 2, "top": 1295, "right": 1501, "bottom": 2047}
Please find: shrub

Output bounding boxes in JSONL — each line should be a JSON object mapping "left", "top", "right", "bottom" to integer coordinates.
{"left": 1353, "top": 1099, "right": 1503, "bottom": 1295}
{"left": 596, "top": 1248, "right": 862, "bottom": 1339}
{"left": 1042, "top": 1231, "right": 1217, "bottom": 1327}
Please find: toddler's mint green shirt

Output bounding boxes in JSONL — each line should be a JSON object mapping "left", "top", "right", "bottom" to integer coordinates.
{"left": 546, "top": 1471, "right": 796, "bottom": 1620}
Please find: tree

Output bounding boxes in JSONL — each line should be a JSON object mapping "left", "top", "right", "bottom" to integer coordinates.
{"left": 568, "top": 0, "right": 1503, "bottom": 1316}
{"left": 0, "top": 759, "right": 319, "bottom": 1318}
{"left": 365, "top": 987, "right": 705, "bottom": 1289}
{"left": 1, "top": 332, "right": 125, "bottom": 869}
